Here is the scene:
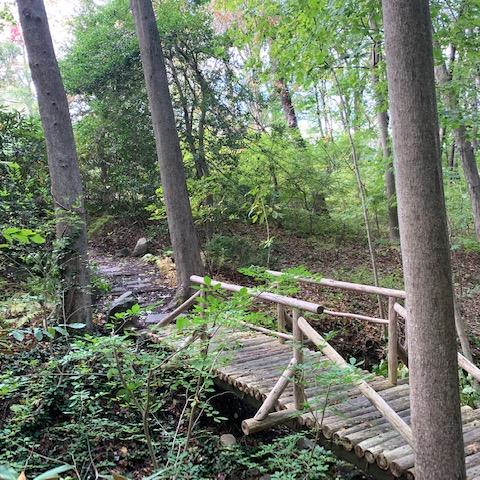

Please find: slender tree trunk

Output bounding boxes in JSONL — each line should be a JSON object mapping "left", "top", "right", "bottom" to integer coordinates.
{"left": 383, "top": 2, "right": 465, "bottom": 479}
{"left": 274, "top": 78, "right": 298, "bottom": 129}
{"left": 130, "top": 0, "right": 203, "bottom": 302}
{"left": 17, "top": 0, "right": 92, "bottom": 327}
{"left": 370, "top": 16, "right": 400, "bottom": 241}
{"left": 436, "top": 62, "right": 480, "bottom": 239}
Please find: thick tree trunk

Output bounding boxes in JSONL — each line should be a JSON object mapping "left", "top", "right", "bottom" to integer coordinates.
{"left": 383, "top": 2, "right": 466, "bottom": 479}
{"left": 370, "top": 18, "right": 400, "bottom": 242}
{"left": 436, "top": 62, "right": 480, "bottom": 239}
{"left": 130, "top": 0, "right": 203, "bottom": 301}
{"left": 17, "top": 0, "right": 92, "bottom": 327}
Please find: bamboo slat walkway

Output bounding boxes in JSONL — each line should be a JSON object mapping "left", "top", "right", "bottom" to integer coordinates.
{"left": 151, "top": 326, "right": 480, "bottom": 480}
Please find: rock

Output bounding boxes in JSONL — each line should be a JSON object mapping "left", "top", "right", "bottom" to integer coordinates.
{"left": 107, "top": 290, "right": 138, "bottom": 320}
{"left": 115, "top": 247, "right": 130, "bottom": 257}
{"left": 219, "top": 433, "right": 237, "bottom": 447}
{"left": 132, "top": 237, "right": 149, "bottom": 257}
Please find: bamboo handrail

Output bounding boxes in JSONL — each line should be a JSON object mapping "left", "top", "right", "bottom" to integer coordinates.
{"left": 297, "top": 316, "right": 414, "bottom": 446}
{"left": 393, "top": 302, "right": 480, "bottom": 383}
{"left": 267, "top": 269, "right": 406, "bottom": 299}
{"left": 190, "top": 275, "right": 324, "bottom": 314}
{"left": 323, "top": 308, "right": 388, "bottom": 325}
{"left": 240, "top": 321, "right": 293, "bottom": 341}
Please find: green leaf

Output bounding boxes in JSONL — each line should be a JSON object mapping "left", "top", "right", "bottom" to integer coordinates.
{"left": 129, "top": 304, "right": 141, "bottom": 314}
{"left": 53, "top": 326, "right": 68, "bottom": 336}
{"left": 0, "top": 464, "right": 18, "bottom": 480}
{"left": 203, "top": 275, "right": 212, "bottom": 286}
{"left": 45, "top": 327, "right": 56, "bottom": 339}
{"left": 67, "top": 323, "right": 86, "bottom": 329}
{"left": 30, "top": 233, "right": 46, "bottom": 244}
{"left": 34, "top": 328, "right": 44, "bottom": 341}
{"left": 11, "top": 330, "right": 25, "bottom": 342}
{"left": 33, "top": 465, "right": 73, "bottom": 480}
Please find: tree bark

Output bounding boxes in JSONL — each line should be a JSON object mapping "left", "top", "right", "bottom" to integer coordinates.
{"left": 130, "top": 0, "right": 203, "bottom": 301}
{"left": 382, "top": 2, "right": 466, "bottom": 479}
{"left": 274, "top": 78, "right": 298, "bottom": 129}
{"left": 17, "top": 0, "right": 92, "bottom": 327}
{"left": 435, "top": 61, "right": 480, "bottom": 240}
{"left": 369, "top": 17, "right": 400, "bottom": 241}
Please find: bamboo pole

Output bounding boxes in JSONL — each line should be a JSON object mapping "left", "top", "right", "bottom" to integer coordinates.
{"left": 395, "top": 302, "right": 480, "bottom": 382}
{"left": 239, "top": 321, "right": 293, "bottom": 341}
{"left": 292, "top": 308, "right": 306, "bottom": 410}
{"left": 323, "top": 309, "right": 388, "bottom": 325}
{"left": 458, "top": 353, "right": 480, "bottom": 383}
{"left": 190, "top": 275, "right": 324, "bottom": 314}
{"left": 277, "top": 304, "right": 287, "bottom": 343}
{"left": 253, "top": 358, "right": 297, "bottom": 421}
{"left": 297, "top": 316, "right": 413, "bottom": 447}
{"left": 242, "top": 408, "right": 299, "bottom": 435}
{"left": 387, "top": 297, "right": 398, "bottom": 385}
{"left": 266, "top": 269, "right": 406, "bottom": 299}
{"left": 151, "top": 290, "right": 201, "bottom": 328}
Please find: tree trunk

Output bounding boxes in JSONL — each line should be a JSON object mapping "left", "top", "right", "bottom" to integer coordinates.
{"left": 274, "top": 78, "right": 298, "bottom": 129}
{"left": 382, "top": 2, "right": 466, "bottom": 479}
{"left": 130, "top": 0, "right": 203, "bottom": 301}
{"left": 17, "top": 0, "right": 92, "bottom": 327}
{"left": 435, "top": 62, "right": 480, "bottom": 240}
{"left": 370, "top": 17, "right": 400, "bottom": 241}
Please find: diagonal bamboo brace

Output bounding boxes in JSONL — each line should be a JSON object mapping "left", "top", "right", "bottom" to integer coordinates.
{"left": 253, "top": 357, "right": 297, "bottom": 421}
{"left": 297, "top": 316, "right": 414, "bottom": 447}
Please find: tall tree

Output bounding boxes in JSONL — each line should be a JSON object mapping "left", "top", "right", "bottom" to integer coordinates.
{"left": 130, "top": 0, "right": 203, "bottom": 301}
{"left": 382, "top": 1, "right": 465, "bottom": 478}
{"left": 436, "top": 59, "right": 480, "bottom": 240}
{"left": 17, "top": 0, "right": 92, "bottom": 327}
{"left": 369, "top": 16, "right": 400, "bottom": 242}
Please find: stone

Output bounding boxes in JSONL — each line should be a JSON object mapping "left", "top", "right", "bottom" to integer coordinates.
{"left": 219, "top": 433, "right": 237, "bottom": 447}
{"left": 132, "top": 237, "right": 149, "bottom": 257}
{"left": 107, "top": 290, "right": 138, "bottom": 320}
{"left": 115, "top": 247, "right": 130, "bottom": 257}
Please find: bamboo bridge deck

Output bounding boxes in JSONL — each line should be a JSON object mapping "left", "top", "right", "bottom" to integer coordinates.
{"left": 148, "top": 273, "right": 480, "bottom": 480}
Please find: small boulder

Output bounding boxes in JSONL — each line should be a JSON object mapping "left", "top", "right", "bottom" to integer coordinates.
{"left": 107, "top": 290, "right": 138, "bottom": 321}
{"left": 115, "top": 247, "right": 130, "bottom": 257}
{"left": 132, "top": 237, "right": 149, "bottom": 257}
{"left": 219, "top": 433, "right": 237, "bottom": 447}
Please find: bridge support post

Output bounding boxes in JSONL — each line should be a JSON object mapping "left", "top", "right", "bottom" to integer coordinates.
{"left": 387, "top": 297, "right": 398, "bottom": 385}
{"left": 292, "top": 308, "right": 306, "bottom": 410}
{"left": 277, "top": 304, "right": 287, "bottom": 344}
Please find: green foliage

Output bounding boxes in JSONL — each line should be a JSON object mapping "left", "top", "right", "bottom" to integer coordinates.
{"left": 459, "top": 371, "right": 480, "bottom": 408}
{"left": 204, "top": 234, "right": 268, "bottom": 273}
{"left": 1, "top": 227, "right": 45, "bottom": 248}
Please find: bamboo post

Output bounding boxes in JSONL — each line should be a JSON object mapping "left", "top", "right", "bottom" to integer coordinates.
{"left": 277, "top": 304, "right": 287, "bottom": 344}
{"left": 388, "top": 297, "right": 398, "bottom": 385}
{"left": 297, "top": 316, "right": 413, "bottom": 446}
{"left": 292, "top": 308, "right": 306, "bottom": 410}
{"left": 253, "top": 357, "right": 297, "bottom": 421}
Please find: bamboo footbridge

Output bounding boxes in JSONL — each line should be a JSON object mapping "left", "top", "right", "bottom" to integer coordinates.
{"left": 149, "top": 272, "right": 480, "bottom": 480}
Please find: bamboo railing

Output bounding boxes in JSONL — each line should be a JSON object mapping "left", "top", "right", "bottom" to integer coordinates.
{"left": 185, "top": 274, "right": 409, "bottom": 439}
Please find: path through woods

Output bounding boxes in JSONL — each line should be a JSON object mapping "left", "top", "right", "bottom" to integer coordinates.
{"left": 91, "top": 249, "right": 175, "bottom": 325}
